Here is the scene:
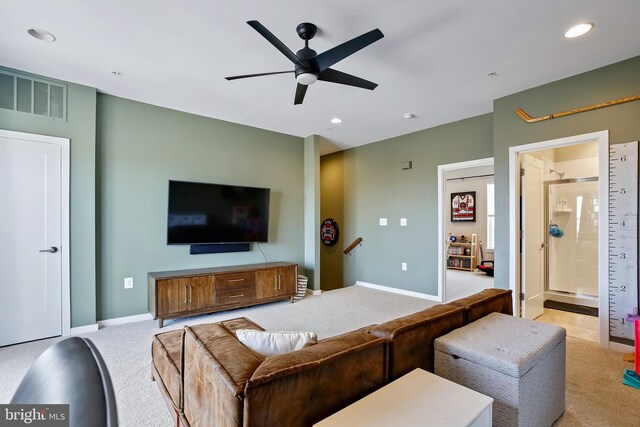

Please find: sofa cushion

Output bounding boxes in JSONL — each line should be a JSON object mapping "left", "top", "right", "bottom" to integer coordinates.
{"left": 182, "top": 322, "right": 265, "bottom": 427}
{"left": 449, "top": 288, "right": 513, "bottom": 324}
{"left": 368, "top": 303, "right": 465, "bottom": 380}
{"left": 244, "top": 331, "right": 387, "bottom": 426}
{"left": 151, "top": 329, "right": 184, "bottom": 412}
{"left": 220, "top": 317, "right": 265, "bottom": 334}
{"left": 236, "top": 329, "right": 318, "bottom": 357}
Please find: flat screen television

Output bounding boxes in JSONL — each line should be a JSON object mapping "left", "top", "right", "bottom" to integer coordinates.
{"left": 167, "top": 180, "right": 270, "bottom": 244}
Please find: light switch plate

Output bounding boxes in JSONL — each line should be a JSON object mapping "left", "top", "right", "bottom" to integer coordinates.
{"left": 124, "top": 277, "right": 133, "bottom": 289}
{"left": 400, "top": 218, "right": 407, "bottom": 226}
{"left": 379, "top": 218, "right": 387, "bottom": 226}
{"left": 401, "top": 262, "right": 408, "bottom": 271}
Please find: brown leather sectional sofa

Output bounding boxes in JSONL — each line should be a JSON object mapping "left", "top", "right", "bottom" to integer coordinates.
{"left": 152, "top": 288, "right": 512, "bottom": 427}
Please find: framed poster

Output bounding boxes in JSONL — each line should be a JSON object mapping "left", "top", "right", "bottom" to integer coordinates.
{"left": 451, "top": 191, "right": 476, "bottom": 222}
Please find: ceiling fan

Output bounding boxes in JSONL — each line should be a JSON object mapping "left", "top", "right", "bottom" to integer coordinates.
{"left": 225, "top": 20, "right": 384, "bottom": 105}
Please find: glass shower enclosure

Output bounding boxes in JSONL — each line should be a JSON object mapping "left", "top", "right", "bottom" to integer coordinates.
{"left": 545, "top": 177, "right": 599, "bottom": 308}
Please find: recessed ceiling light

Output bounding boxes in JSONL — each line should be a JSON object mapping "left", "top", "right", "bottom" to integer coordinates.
{"left": 27, "top": 28, "right": 56, "bottom": 42}
{"left": 565, "top": 23, "right": 594, "bottom": 38}
{"left": 403, "top": 113, "right": 416, "bottom": 119}
{"left": 330, "top": 117, "right": 342, "bottom": 124}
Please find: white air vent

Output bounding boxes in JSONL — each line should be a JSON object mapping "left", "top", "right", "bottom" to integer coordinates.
{"left": 0, "top": 71, "right": 67, "bottom": 120}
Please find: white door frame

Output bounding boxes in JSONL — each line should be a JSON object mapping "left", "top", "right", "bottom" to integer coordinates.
{"left": 508, "top": 130, "right": 609, "bottom": 348}
{"left": 0, "top": 129, "right": 70, "bottom": 337}
{"left": 438, "top": 157, "right": 494, "bottom": 302}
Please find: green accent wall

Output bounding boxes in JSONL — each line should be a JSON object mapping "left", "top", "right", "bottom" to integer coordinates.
{"left": 493, "top": 55, "right": 640, "bottom": 290}
{"left": 0, "top": 67, "right": 97, "bottom": 327}
{"left": 96, "top": 94, "right": 304, "bottom": 319}
{"left": 323, "top": 114, "right": 494, "bottom": 295}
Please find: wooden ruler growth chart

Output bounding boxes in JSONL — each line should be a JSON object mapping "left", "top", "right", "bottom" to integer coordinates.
{"left": 608, "top": 141, "right": 639, "bottom": 345}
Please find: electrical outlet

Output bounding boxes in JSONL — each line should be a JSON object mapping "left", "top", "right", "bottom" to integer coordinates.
{"left": 401, "top": 262, "right": 407, "bottom": 271}
{"left": 379, "top": 218, "right": 387, "bottom": 226}
{"left": 124, "top": 277, "right": 133, "bottom": 289}
{"left": 400, "top": 218, "right": 407, "bottom": 226}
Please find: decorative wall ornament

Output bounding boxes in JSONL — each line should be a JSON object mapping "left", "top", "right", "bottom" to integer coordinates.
{"left": 320, "top": 218, "right": 339, "bottom": 246}
{"left": 451, "top": 191, "right": 476, "bottom": 222}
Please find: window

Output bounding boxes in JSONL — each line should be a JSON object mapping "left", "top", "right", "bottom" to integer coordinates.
{"left": 486, "top": 182, "right": 495, "bottom": 250}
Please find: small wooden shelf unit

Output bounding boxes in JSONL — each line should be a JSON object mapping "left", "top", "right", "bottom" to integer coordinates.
{"left": 447, "top": 233, "right": 478, "bottom": 271}
{"left": 148, "top": 262, "right": 298, "bottom": 327}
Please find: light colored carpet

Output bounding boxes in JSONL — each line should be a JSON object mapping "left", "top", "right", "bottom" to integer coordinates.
{"left": 445, "top": 268, "right": 494, "bottom": 301}
{"left": 1, "top": 285, "right": 638, "bottom": 427}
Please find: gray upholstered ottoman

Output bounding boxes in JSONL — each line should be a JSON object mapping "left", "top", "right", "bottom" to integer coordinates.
{"left": 434, "top": 312, "right": 566, "bottom": 427}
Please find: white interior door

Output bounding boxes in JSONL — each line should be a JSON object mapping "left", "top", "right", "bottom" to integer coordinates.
{"left": 0, "top": 131, "right": 66, "bottom": 346}
{"left": 521, "top": 154, "right": 545, "bottom": 319}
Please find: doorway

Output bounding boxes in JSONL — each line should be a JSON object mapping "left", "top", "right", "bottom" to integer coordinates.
{"left": 0, "top": 129, "right": 70, "bottom": 346}
{"left": 509, "top": 130, "right": 609, "bottom": 347}
{"left": 438, "top": 158, "right": 494, "bottom": 302}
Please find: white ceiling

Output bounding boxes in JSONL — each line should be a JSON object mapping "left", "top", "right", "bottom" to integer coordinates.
{"left": 2, "top": 1, "right": 640, "bottom": 154}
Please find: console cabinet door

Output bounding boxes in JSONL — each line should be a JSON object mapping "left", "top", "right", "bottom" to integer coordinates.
{"left": 157, "top": 278, "right": 189, "bottom": 315}
{"left": 188, "top": 276, "right": 215, "bottom": 310}
{"left": 276, "top": 266, "right": 297, "bottom": 295}
{"left": 255, "top": 266, "right": 296, "bottom": 299}
{"left": 157, "top": 276, "right": 214, "bottom": 315}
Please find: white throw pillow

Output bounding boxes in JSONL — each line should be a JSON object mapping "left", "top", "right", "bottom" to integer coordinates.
{"left": 235, "top": 329, "right": 318, "bottom": 357}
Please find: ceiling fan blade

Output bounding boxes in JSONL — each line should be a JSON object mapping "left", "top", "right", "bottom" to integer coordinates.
{"left": 247, "top": 20, "right": 304, "bottom": 67}
{"left": 318, "top": 68, "right": 378, "bottom": 90}
{"left": 294, "top": 83, "right": 308, "bottom": 105}
{"left": 312, "top": 28, "right": 384, "bottom": 72}
{"left": 225, "top": 70, "right": 294, "bottom": 81}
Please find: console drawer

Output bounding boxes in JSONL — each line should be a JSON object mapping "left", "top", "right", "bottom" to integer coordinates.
{"left": 215, "top": 272, "right": 255, "bottom": 291}
{"left": 216, "top": 286, "right": 256, "bottom": 306}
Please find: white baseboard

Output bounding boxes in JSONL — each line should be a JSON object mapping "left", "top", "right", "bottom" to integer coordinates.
{"left": 98, "top": 313, "right": 153, "bottom": 328}
{"left": 69, "top": 324, "right": 99, "bottom": 335}
{"left": 307, "top": 289, "right": 322, "bottom": 295}
{"left": 355, "top": 281, "right": 440, "bottom": 301}
{"left": 609, "top": 341, "right": 635, "bottom": 353}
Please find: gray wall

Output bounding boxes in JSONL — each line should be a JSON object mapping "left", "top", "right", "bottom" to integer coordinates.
{"left": 303, "top": 135, "right": 321, "bottom": 291}
{"left": 96, "top": 94, "right": 305, "bottom": 319}
{"left": 0, "top": 67, "right": 97, "bottom": 327}
{"left": 325, "top": 114, "right": 494, "bottom": 295}
{"left": 320, "top": 55, "right": 640, "bottom": 296}
{"left": 493, "top": 55, "right": 640, "bottom": 290}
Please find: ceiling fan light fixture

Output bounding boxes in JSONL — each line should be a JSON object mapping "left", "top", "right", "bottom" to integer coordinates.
{"left": 296, "top": 72, "right": 318, "bottom": 85}
{"left": 565, "top": 23, "right": 594, "bottom": 38}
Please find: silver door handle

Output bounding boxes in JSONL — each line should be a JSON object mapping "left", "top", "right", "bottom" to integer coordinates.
{"left": 39, "top": 246, "right": 58, "bottom": 253}
{"left": 540, "top": 243, "right": 548, "bottom": 249}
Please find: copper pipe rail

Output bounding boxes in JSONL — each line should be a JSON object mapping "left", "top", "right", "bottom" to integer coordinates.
{"left": 343, "top": 237, "right": 363, "bottom": 255}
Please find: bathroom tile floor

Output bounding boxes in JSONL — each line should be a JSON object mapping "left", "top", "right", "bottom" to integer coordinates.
{"left": 536, "top": 308, "right": 599, "bottom": 343}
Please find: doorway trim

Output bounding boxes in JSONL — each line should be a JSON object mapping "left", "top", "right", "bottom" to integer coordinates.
{"left": 508, "top": 130, "right": 609, "bottom": 348}
{"left": 0, "top": 129, "right": 70, "bottom": 337}
{"left": 438, "top": 157, "right": 494, "bottom": 302}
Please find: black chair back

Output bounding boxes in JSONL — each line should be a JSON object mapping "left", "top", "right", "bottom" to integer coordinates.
{"left": 11, "top": 337, "right": 118, "bottom": 427}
